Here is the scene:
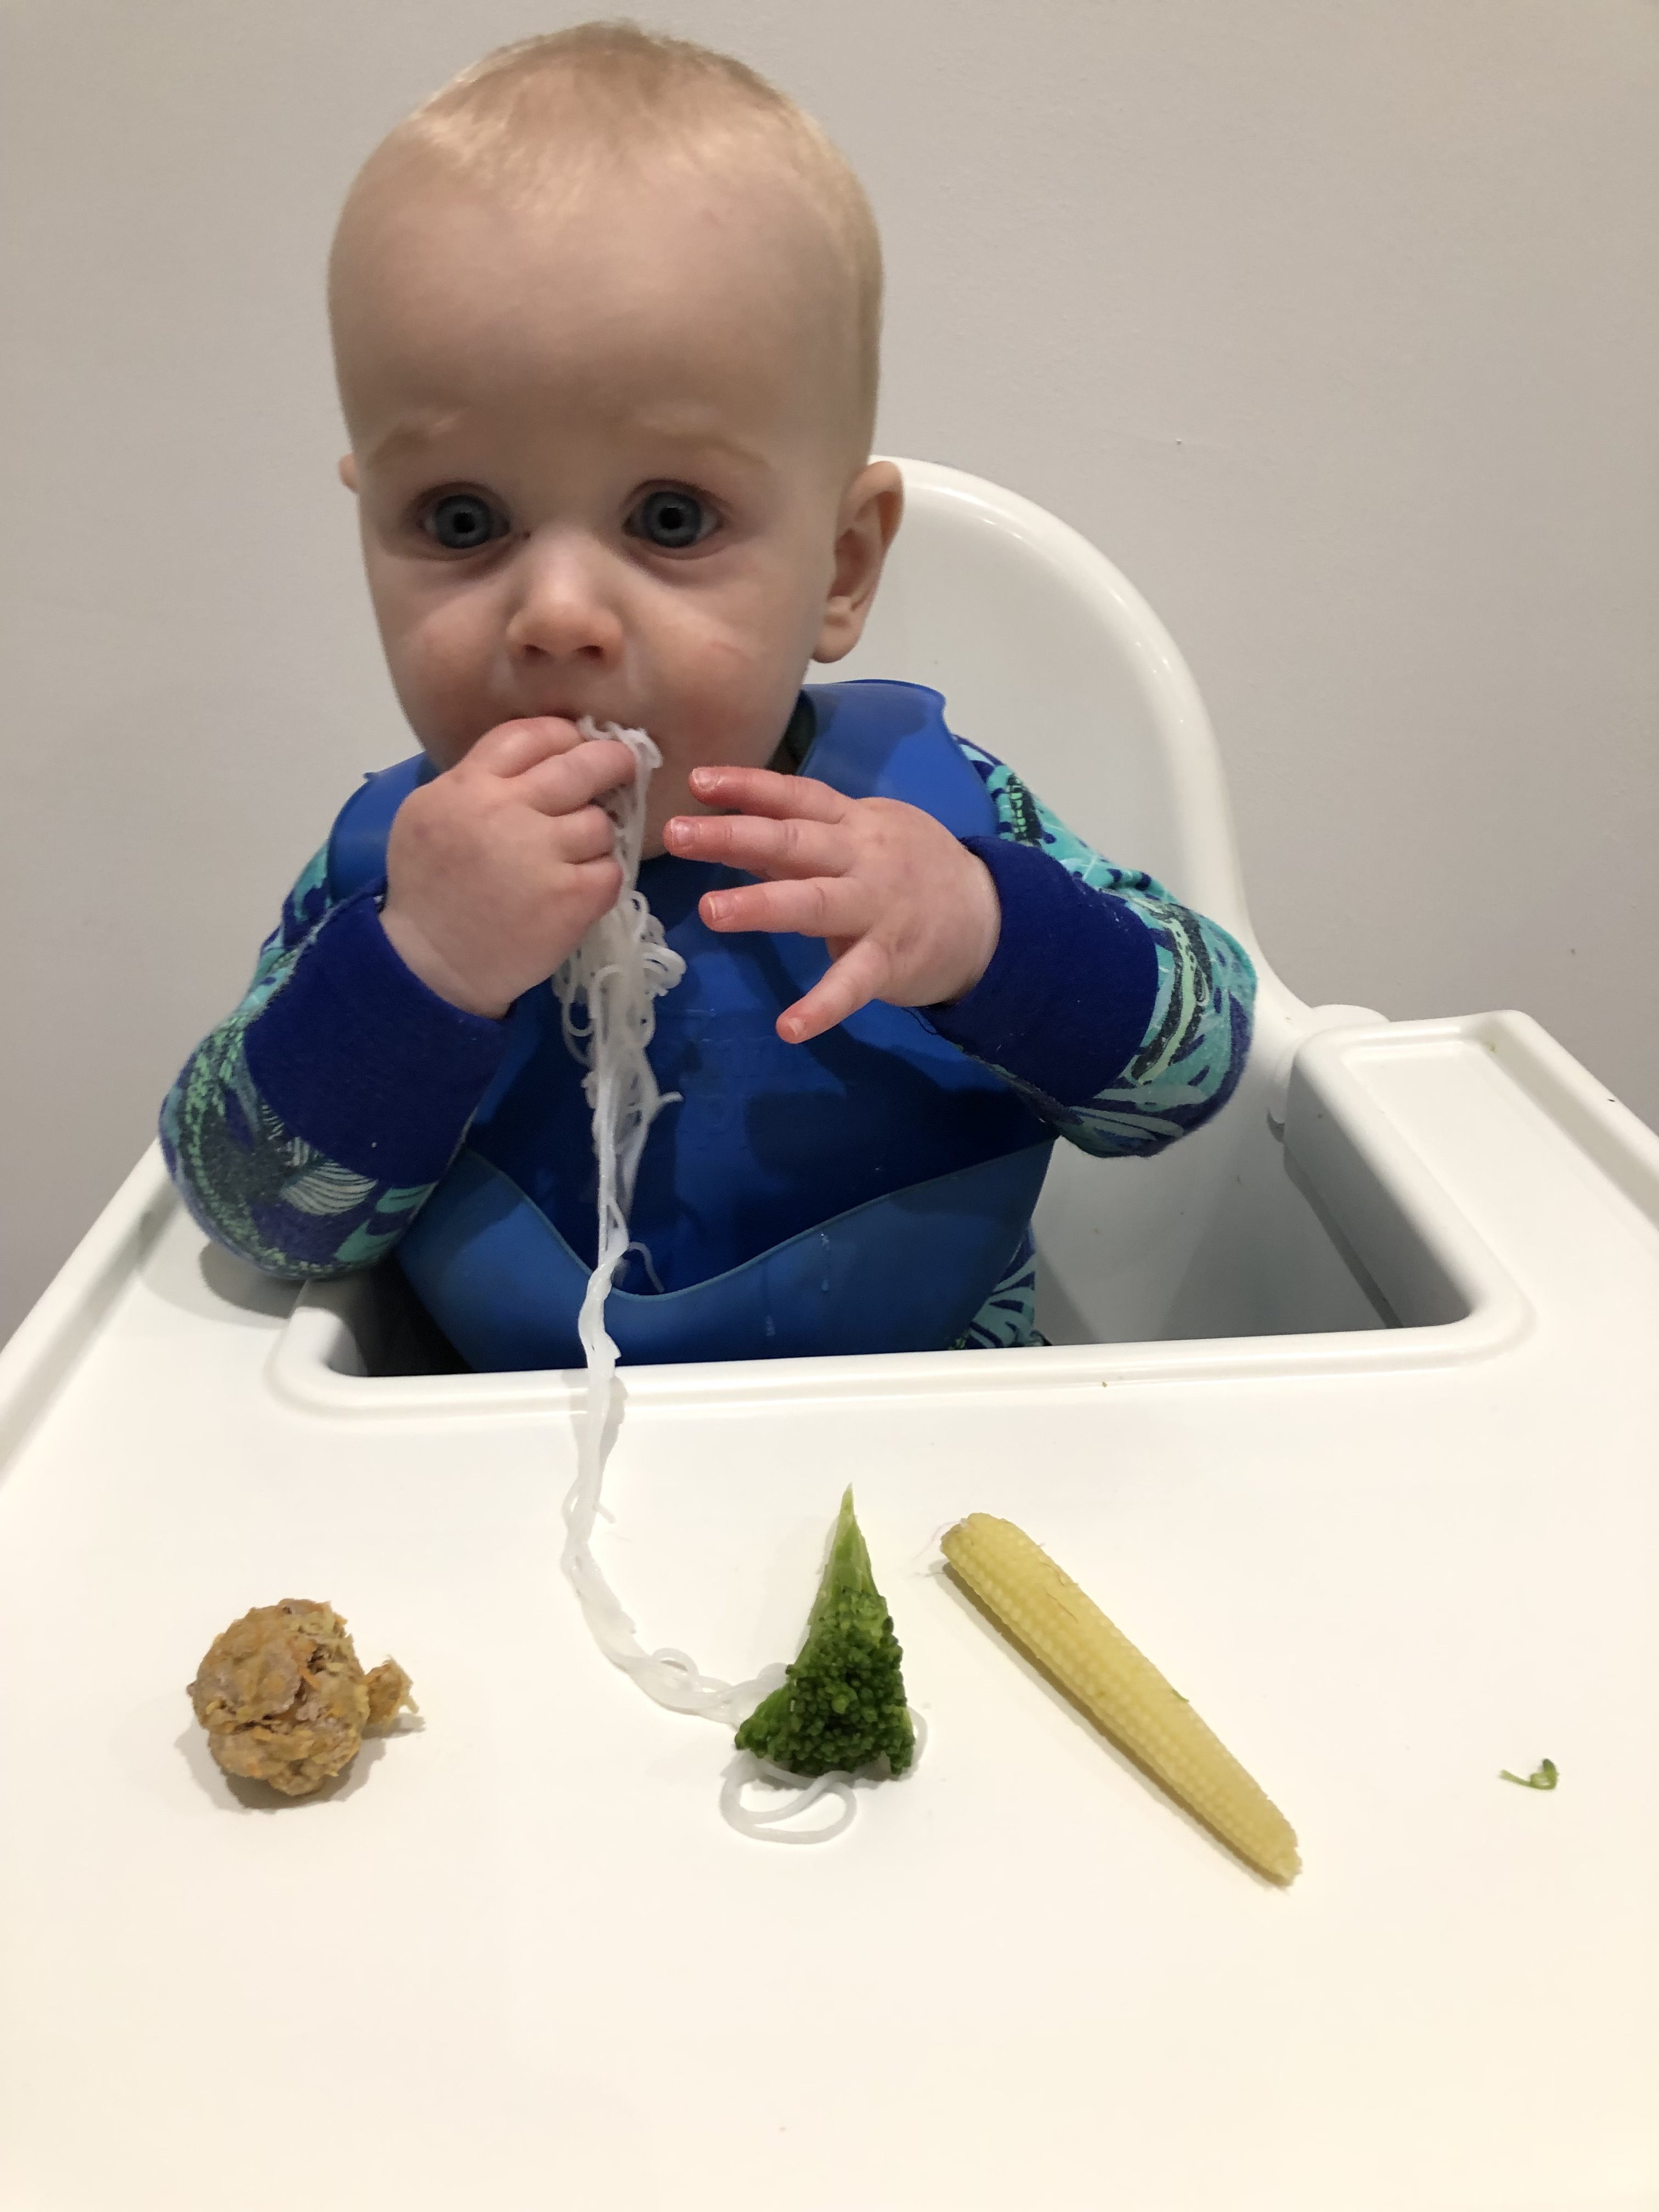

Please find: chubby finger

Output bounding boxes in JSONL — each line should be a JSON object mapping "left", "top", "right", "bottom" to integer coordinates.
{"left": 700, "top": 874, "right": 868, "bottom": 940}
{"left": 566, "top": 851, "right": 626, "bottom": 919}
{"left": 548, "top": 802, "right": 618, "bottom": 865}
{"left": 664, "top": 809, "right": 847, "bottom": 878}
{"left": 466, "top": 716, "right": 585, "bottom": 777}
{"left": 687, "top": 765, "right": 849, "bottom": 824}
{"left": 515, "top": 737, "right": 637, "bottom": 817}
{"left": 776, "top": 938, "right": 893, "bottom": 1044}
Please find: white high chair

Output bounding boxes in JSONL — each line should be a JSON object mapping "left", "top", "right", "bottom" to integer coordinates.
{"left": 2, "top": 460, "right": 1656, "bottom": 2211}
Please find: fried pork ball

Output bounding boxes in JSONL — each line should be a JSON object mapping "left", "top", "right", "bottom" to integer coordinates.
{"left": 188, "top": 1599, "right": 414, "bottom": 1797}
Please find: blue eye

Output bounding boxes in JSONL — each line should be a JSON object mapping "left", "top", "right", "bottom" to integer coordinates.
{"left": 628, "top": 487, "right": 716, "bottom": 550}
{"left": 422, "top": 492, "right": 506, "bottom": 552}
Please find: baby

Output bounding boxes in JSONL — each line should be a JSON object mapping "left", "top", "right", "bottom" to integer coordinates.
{"left": 161, "top": 24, "right": 1257, "bottom": 1371}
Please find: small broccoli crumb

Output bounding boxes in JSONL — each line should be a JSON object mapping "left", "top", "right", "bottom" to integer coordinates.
{"left": 735, "top": 1489, "right": 914, "bottom": 1779}
{"left": 1499, "top": 1758, "right": 1559, "bottom": 1791}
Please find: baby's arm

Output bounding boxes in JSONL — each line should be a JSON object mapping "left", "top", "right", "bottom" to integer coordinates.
{"left": 160, "top": 846, "right": 513, "bottom": 1277}
{"left": 162, "top": 719, "right": 634, "bottom": 1278}
{"left": 662, "top": 741, "right": 1254, "bottom": 1159}
{"left": 930, "top": 738, "right": 1256, "bottom": 1158}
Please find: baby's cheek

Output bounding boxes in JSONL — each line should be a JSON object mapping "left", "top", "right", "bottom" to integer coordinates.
{"left": 394, "top": 605, "right": 497, "bottom": 762}
{"left": 672, "top": 630, "right": 785, "bottom": 766}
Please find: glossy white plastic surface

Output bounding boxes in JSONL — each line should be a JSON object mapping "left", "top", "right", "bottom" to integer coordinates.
{"left": 2, "top": 465, "right": 1656, "bottom": 2210}
{"left": 839, "top": 458, "right": 1252, "bottom": 933}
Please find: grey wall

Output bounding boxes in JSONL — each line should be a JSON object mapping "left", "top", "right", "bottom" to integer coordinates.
{"left": 2, "top": 0, "right": 1655, "bottom": 1346}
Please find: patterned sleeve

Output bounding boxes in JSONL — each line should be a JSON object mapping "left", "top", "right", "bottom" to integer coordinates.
{"left": 159, "top": 849, "right": 508, "bottom": 1279}
{"left": 933, "top": 737, "right": 1257, "bottom": 1160}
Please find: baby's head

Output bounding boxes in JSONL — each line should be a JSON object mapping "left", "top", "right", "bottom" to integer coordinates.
{"left": 329, "top": 24, "right": 901, "bottom": 841}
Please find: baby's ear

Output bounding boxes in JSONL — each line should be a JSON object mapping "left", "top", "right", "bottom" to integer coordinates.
{"left": 337, "top": 453, "right": 359, "bottom": 493}
{"left": 813, "top": 460, "right": 904, "bottom": 664}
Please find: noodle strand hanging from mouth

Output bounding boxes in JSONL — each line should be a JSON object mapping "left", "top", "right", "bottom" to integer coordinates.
{"left": 552, "top": 721, "right": 861, "bottom": 1839}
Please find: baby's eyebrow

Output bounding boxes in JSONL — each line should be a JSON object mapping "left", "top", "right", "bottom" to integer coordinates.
{"left": 360, "top": 411, "right": 770, "bottom": 484}
{"left": 363, "top": 412, "right": 466, "bottom": 468}
{"left": 624, "top": 413, "right": 770, "bottom": 476}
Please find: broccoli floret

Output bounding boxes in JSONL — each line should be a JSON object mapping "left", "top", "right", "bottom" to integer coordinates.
{"left": 735, "top": 1488, "right": 915, "bottom": 1778}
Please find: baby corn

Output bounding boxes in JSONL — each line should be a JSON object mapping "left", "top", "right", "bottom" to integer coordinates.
{"left": 941, "top": 1513, "right": 1300, "bottom": 1884}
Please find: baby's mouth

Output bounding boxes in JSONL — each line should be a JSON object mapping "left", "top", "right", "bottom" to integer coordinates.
{"left": 512, "top": 702, "right": 636, "bottom": 735}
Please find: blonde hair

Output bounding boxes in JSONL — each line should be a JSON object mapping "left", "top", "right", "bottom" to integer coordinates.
{"left": 347, "top": 22, "right": 882, "bottom": 460}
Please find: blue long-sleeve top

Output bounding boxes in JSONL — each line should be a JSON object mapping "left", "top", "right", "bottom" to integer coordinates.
{"left": 160, "top": 729, "right": 1256, "bottom": 1350}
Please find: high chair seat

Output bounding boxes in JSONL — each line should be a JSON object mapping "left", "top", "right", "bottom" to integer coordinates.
{"left": 840, "top": 456, "right": 1252, "bottom": 934}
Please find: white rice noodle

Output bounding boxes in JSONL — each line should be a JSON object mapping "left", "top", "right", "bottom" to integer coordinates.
{"left": 553, "top": 718, "right": 862, "bottom": 1843}
{"left": 719, "top": 1757, "right": 857, "bottom": 1844}
{"left": 719, "top": 1709, "right": 930, "bottom": 1842}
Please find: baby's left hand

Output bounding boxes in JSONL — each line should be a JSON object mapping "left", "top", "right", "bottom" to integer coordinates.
{"left": 663, "top": 766, "right": 1001, "bottom": 1043}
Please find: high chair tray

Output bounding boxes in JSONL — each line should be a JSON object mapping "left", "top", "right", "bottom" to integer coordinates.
{"left": 1, "top": 1008, "right": 1656, "bottom": 2211}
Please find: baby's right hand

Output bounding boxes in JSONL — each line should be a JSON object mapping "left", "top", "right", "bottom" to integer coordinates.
{"left": 380, "top": 718, "right": 634, "bottom": 1018}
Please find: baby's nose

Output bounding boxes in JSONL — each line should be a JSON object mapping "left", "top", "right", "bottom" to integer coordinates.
{"left": 505, "top": 538, "right": 625, "bottom": 665}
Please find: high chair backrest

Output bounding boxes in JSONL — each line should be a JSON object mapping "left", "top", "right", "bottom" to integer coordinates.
{"left": 834, "top": 459, "right": 1254, "bottom": 944}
